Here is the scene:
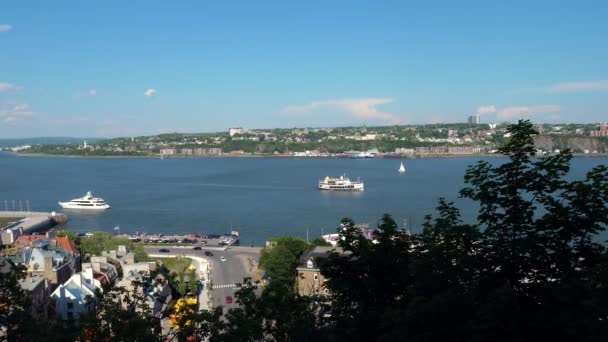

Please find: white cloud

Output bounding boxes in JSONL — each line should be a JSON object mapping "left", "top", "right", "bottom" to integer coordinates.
{"left": 0, "top": 103, "right": 33, "bottom": 124}
{"left": 547, "top": 80, "right": 608, "bottom": 93}
{"left": 0, "top": 24, "right": 12, "bottom": 33}
{"left": 89, "top": 89, "right": 97, "bottom": 96}
{"left": 284, "top": 98, "right": 403, "bottom": 124}
{"left": 0, "top": 83, "right": 17, "bottom": 92}
{"left": 497, "top": 105, "right": 561, "bottom": 121}
{"left": 144, "top": 88, "right": 157, "bottom": 97}
{"left": 475, "top": 105, "right": 497, "bottom": 116}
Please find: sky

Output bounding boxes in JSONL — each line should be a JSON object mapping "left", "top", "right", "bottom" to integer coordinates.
{"left": 1, "top": 1, "right": 607, "bottom": 138}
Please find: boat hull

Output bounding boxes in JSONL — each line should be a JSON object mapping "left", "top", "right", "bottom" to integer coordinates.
{"left": 58, "top": 202, "right": 111, "bottom": 210}
{"left": 318, "top": 184, "right": 364, "bottom": 191}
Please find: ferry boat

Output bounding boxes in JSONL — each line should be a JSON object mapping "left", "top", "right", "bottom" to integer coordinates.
{"left": 58, "top": 191, "right": 111, "bottom": 210}
{"left": 318, "top": 175, "right": 364, "bottom": 191}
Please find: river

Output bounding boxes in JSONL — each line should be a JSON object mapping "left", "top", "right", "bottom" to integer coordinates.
{"left": 1, "top": 152, "right": 606, "bottom": 245}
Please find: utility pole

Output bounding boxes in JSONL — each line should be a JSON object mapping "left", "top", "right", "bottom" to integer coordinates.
{"left": 306, "top": 227, "right": 309, "bottom": 243}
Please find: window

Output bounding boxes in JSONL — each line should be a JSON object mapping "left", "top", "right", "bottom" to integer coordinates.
{"left": 314, "top": 274, "right": 318, "bottom": 280}
{"left": 67, "top": 302, "right": 73, "bottom": 309}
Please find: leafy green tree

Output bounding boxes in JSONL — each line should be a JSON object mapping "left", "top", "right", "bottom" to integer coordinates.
{"left": 259, "top": 237, "right": 310, "bottom": 290}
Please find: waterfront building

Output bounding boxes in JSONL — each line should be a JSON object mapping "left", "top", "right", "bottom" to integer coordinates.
{"left": 395, "top": 148, "right": 415, "bottom": 156}
{"left": 415, "top": 146, "right": 449, "bottom": 154}
{"left": 590, "top": 123, "right": 608, "bottom": 137}
{"left": 296, "top": 246, "right": 349, "bottom": 296}
{"left": 447, "top": 146, "right": 483, "bottom": 154}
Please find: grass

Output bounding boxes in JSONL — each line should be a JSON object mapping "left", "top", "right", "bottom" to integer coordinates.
{"left": 0, "top": 217, "right": 23, "bottom": 229}
{"left": 154, "top": 257, "right": 193, "bottom": 274}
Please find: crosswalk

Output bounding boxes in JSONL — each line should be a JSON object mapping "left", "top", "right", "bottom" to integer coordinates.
{"left": 212, "top": 284, "right": 239, "bottom": 289}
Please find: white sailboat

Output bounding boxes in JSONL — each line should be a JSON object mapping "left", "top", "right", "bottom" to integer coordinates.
{"left": 398, "top": 161, "right": 406, "bottom": 173}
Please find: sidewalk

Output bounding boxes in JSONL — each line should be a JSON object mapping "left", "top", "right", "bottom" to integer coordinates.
{"left": 189, "top": 256, "right": 212, "bottom": 311}
{"left": 148, "top": 254, "right": 212, "bottom": 311}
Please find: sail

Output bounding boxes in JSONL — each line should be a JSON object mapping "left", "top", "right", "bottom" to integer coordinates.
{"left": 398, "top": 161, "right": 406, "bottom": 172}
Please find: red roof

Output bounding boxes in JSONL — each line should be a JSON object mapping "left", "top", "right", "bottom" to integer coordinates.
{"left": 54, "top": 236, "right": 78, "bottom": 254}
{"left": 13, "top": 234, "right": 46, "bottom": 247}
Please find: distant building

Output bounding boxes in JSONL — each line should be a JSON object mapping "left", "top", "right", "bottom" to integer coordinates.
{"left": 415, "top": 146, "right": 449, "bottom": 155}
{"left": 229, "top": 127, "right": 246, "bottom": 137}
{"left": 590, "top": 123, "right": 608, "bottom": 137}
{"left": 447, "top": 146, "right": 483, "bottom": 154}
{"left": 468, "top": 115, "right": 480, "bottom": 124}
{"left": 160, "top": 148, "right": 177, "bottom": 155}
{"left": 395, "top": 148, "right": 415, "bottom": 156}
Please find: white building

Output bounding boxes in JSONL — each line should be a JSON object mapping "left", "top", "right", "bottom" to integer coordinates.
{"left": 51, "top": 268, "right": 102, "bottom": 320}
{"left": 229, "top": 127, "right": 246, "bottom": 137}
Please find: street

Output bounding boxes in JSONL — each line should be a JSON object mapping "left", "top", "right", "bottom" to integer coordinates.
{"left": 143, "top": 245, "right": 262, "bottom": 310}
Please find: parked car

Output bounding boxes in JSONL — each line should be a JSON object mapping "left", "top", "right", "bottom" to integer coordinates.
{"left": 220, "top": 256, "right": 227, "bottom": 262}
{"left": 159, "top": 248, "right": 170, "bottom": 253}
{"left": 225, "top": 296, "right": 233, "bottom": 305}
{"left": 193, "top": 246, "right": 202, "bottom": 250}
{"left": 204, "top": 251, "right": 213, "bottom": 256}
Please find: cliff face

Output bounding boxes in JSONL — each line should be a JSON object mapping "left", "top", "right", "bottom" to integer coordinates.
{"left": 534, "top": 136, "right": 608, "bottom": 153}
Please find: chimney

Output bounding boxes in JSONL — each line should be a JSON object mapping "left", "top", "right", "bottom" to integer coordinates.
{"left": 84, "top": 268, "right": 94, "bottom": 283}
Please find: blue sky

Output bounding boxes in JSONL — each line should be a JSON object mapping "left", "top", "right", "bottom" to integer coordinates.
{"left": 1, "top": 1, "right": 607, "bottom": 137}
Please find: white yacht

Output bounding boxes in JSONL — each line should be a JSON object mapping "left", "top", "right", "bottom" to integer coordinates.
{"left": 58, "top": 191, "right": 110, "bottom": 210}
{"left": 319, "top": 175, "right": 364, "bottom": 191}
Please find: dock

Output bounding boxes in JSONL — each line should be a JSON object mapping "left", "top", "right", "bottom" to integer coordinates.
{"left": 0, "top": 211, "right": 68, "bottom": 245}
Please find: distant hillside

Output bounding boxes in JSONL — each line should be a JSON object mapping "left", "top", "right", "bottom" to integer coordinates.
{"left": 0, "top": 137, "right": 103, "bottom": 148}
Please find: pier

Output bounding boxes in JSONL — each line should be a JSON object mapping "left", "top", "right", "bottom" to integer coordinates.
{"left": 0, "top": 211, "right": 68, "bottom": 245}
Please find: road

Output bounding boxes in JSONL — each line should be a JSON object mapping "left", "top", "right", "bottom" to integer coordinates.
{"left": 143, "top": 246, "right": 262, "bottom": 310}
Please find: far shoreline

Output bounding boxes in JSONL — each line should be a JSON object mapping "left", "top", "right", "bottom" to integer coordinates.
{"left": 6, "top": 151, "right": 608, "bottom": 160}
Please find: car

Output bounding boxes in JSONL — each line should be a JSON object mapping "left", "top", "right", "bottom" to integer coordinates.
{"left": 225, "top": 296, "right": 233, "bottom": 305}
{"left": 159, "top": 248, "right": 170, "bottom": 253}
{"left": 204, "top": 251, "right": 213, "bottom": 256}
{"left": 220, "top": 256, "right": 227, "bottom": 262}
{"left": 193, "top": 246, "right": 202, "bottom": 250}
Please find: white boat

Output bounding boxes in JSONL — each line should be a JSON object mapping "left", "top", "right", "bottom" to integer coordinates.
{"left": 319, "top": 175, "right": 364, "bottom": 191}
{"left": 398, "top": 161, "right": 406, "bottom": 173}
{"left": 58, "top": 191, "right": 111, "bottom": 210}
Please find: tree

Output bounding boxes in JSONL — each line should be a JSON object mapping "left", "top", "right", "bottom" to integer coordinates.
{"left": 458, "top": 120, "right": 608, "bottom": 340}
{"left": 259, "top": 237, "right": 310, "bottom": 291}
{"left": 0, "top": 260, "right": 31, "bottom": 341}
{"left": 320, "top": 215, "right": 414, "bottom": 341}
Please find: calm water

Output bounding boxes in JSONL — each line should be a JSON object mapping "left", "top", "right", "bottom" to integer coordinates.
{"left": 1, "top": 152, "right": 606, "bottom": 245}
